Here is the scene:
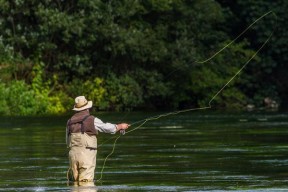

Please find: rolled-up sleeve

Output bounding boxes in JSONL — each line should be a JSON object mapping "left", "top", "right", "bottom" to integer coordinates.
{"left": 94, "top": 117, "right": 117, "bottom": 134}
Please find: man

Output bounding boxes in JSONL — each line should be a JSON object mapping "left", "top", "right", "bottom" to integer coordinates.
{"left": 66, "top": 96, "right": 129, "bottom": 183}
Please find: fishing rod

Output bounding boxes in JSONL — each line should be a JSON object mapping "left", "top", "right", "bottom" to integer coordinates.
{"left": 96, "top": 10, "right": 277, "bottom": 182}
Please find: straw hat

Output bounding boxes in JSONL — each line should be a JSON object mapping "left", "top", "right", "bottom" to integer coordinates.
{"left": 72, "top": 96, "right": 93, "bottom": 111}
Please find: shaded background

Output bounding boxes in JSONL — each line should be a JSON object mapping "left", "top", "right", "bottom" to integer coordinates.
{"left": 0, "top": 0, "right": 287, "bottom": 115}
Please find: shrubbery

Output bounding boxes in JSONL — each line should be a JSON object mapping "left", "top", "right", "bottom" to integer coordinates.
{"left": 0, "top": 0, "right": 286, "bottom": 115}
{"left": 0, "top": 80, "right": 67, "bottom": 116}
{"left": 0, "top": 64, "right": 172, "bottom": 115}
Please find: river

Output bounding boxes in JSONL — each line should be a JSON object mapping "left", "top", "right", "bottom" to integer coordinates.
{"left": 0, "top": 111, "right": 287, "bottom": 191}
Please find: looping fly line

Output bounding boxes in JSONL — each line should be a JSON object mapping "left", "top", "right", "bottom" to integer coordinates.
{"left": 96, "top": 10, "right": 277, "bottom": 182}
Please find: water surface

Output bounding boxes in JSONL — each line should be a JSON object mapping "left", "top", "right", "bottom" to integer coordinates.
{"left": 0, "top": 112, "right": 288, "bottom": 191}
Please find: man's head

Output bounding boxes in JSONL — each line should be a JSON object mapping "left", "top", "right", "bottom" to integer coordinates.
{"left": 72, "top": 96, "right": 93, "bottom": 111}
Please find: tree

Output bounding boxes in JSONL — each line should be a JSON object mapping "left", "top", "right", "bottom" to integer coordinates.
{"left": 217, "top": 0, "right": 287, "bottom": 108}
{"left": 2, "top": 0, "right": 283, "bottom": 113}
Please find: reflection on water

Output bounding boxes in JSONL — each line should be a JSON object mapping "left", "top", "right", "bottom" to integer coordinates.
{"left": 70, "top": 182, "right": 98, "bottom": 192}
{"left": 0, "top": 112, "right": 288, "bottom": 191}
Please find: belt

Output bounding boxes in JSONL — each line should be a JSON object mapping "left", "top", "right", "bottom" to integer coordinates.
{"left": 86, "top": 147, "right": 97, "bottom": 150}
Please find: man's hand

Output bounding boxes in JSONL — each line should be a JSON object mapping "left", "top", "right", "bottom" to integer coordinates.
{"left": 116, "top": 123, "right": 130, "bottom": 132}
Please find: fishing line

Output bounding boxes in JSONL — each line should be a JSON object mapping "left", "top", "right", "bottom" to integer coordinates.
{"left": 96, "top": 10, "right": 277, "bottom": 182}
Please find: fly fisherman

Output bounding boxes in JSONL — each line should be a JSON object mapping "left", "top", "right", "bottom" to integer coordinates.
{"left": 66, "top": 96, "right": 129, "bottom": 183}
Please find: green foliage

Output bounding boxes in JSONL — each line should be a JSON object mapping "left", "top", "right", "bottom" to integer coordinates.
{"left": 2, "top": 80, "right": 38, "bottom": 115}
{"left": 0, "top": 79, "right": 67, "bottom": 116}
{"left": 64, "top": 69, "right": 171, "bottom": 111}
{"left": 129, "top": 69, "right": 172, "bottom": 108}
{"left": 104, "top": 73, "right": 143, "bottom": 111}
{"left": 31, "top": 62, "right": 66, "bottom": 114}
{"left": 0, "top": 37, "right": 29, "bottom": 81}
{"left": 66, "top": 74, "right": 143, "bottom": 111}
{"left": 217, "top": 0, "right": 287, "bottom": 108}
{"left": 0, "top": 62, "right": 67, "bottom": 115}
{"left": 66, "top": 77, "right": 107, "bottom": 110}
{"left": 0, "top": 82, "right": 9, "bottom": 114}
{"left": 0, "top": 0, "right": 287, "bottom": 115}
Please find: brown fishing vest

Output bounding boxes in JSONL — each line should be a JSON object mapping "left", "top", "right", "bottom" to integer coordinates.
{"left": 67, "top": 110, "right": 98, "bottom": 148}
{"left": 67, "top": 110, "right": 98, "bottom": 136}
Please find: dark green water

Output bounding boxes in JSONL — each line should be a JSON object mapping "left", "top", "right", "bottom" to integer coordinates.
{"left": 0, "top": 112, "right": 288, "bottom": 191}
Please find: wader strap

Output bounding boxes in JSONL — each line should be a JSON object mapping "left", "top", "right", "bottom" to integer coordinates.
{"left": 80, "top": 115, "right": 91, "bottom": 134}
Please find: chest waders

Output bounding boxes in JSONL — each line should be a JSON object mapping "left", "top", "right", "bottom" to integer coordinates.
{"left": 67, "top": 115, "right": 98, "bottom": 182}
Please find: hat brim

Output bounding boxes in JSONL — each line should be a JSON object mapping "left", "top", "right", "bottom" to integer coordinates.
{"left": 72, "top": 101, "right": 93, "bottom": 111}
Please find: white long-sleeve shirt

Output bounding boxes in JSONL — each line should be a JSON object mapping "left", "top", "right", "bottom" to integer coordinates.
{"left": 94, "top": 117, "right": 117, "bottom": 134}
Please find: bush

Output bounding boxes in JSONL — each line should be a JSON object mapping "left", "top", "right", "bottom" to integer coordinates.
{"left": 31, "top": 62, "right": 66, "bottom": 114}
{"left": 0, "top": 62, "right": 67, "bottom": 116}
{"left": 66, "top": 73, "right": 143, "bottom": 111}
{"left": 105, "top": 73, "right": 143, "bottom": 111}
{"left": 3, "top": 80, "right": 38, "bottom": 115}
{"left": 0, "top": 82, "right": 9, "bottom": 115}
{"left": 65, "top": 77, "right": 107, "bottom": 110}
